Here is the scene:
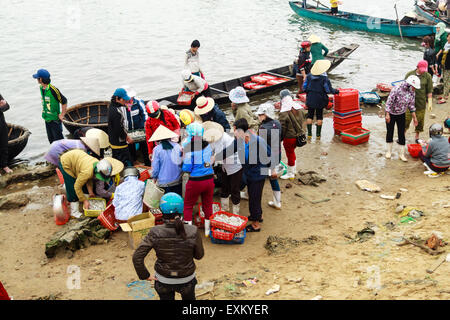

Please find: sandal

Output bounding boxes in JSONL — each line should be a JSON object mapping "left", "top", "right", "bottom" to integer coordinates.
{"left": 245, "top": 224, "right": 261, "bottom": 233}
{"left": 438, "top": 98, "right": 446, "bottom": 104}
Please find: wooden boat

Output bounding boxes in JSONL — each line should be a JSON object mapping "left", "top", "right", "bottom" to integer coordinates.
{"left": 62, "top": 44, "right": 358, "bottom": 132}
{"left": 289, "top": 1, "right": 436, "bottom": 38}
{"left": 7, "top": 123, "right": 31, "bottom": 161}
{"left": 414, "top": 2, "right": 450, "bottom": 27}
{"left": 62, "top": 101, "right": 109, "bottom": 135}
{"left": 155, "top": 43, "right": 359, "bottom": 110}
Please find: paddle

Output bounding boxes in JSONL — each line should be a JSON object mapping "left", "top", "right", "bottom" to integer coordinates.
{"left": 314, "top": 0, "right": 330, "bottom": 9}
{"left": 394, "top": 4, "right": 404, "bottom": 41}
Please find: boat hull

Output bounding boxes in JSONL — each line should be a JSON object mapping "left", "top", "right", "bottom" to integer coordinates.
{"left": 7, "top": 123, "right": 31, "bottom": 161}
{"left": 414, "top": 3, "right": 450, "bottom": 27}
{"left": 289, "top": 1, "right": 435, "bottom": 38}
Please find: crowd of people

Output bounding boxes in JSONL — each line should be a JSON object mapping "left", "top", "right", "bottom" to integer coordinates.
{"left": 0, "top": 35, "right": 449, "bottom": 300}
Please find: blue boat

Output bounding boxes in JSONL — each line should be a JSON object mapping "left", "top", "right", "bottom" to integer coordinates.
{"left": 414, "top": 2, "right": 450, "bottom": 27}
{"left": 289, "top": 1, "right": 436, "bottom": 38}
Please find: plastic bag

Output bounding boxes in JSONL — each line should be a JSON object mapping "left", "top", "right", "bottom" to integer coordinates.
{"left": 143, "top": 180, "right": 165, "bottom": 209}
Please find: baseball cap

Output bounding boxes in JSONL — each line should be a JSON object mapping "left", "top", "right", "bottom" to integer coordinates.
{"left": 417, "top": 60, "right": 428, "bottom": 73}
{"left": 32, "top": 69, "right": 51, "bottom": 79}
{"left": 113, "top": 88, "right": 131, "bottom": 101}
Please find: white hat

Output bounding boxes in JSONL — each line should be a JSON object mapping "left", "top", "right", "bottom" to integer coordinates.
{"left": 308, "top": 34, "right": 321, "bottom": 44}
{"left": 229, "top": 86, "right": 250, "bottom": 104}
{"left": 194, "top": 96, "right": 215, "bottom": 115}
{"left": 255, "top": 103, "right": 275, "bottom": 118}
{"left": 149, "top": 125, "right": 178, "bottom": 142}
{"left": 406, "top": 75, "right": 421, "bottom": 89}
{"left": 311, "top": 59, "right": 331, "bottom": 76}
{"left": 85, "top": 128, "right": 110, "bottom": 149}
{"left": 80, "top": 137, "right": 101, "bottom": 156}
{"left": 280, "top": 96, "right": 303, "bottom": 113}
{"left": 182, "top": 69, "right": 193, "bottom": 82}
{"left": 202, "top": 121, "right": 224, "bottom": 143}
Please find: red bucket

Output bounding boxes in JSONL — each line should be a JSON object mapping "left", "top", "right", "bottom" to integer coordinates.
{"left": 407, "top": 144, "right": 422, "bottom": 158}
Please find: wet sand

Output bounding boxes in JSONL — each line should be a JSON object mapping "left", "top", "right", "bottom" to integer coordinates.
{"left": 0, "top": 101, "right": 449, "bottom": 300}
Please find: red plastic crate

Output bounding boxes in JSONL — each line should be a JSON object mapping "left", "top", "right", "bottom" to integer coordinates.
{"left": 333, "top": 120, "right": 362, "bottom": 134}
{"left": 298, "top": 93, "right": 307, "bottom": 102}
{"left": 340, "top": 127, "right": 370, "bottom": 145}
{"left": 260, "top": 74, "right": 278, "bottom": 81}
{"left": 243, "top": 81, "right": 257, "bottom": 90}
{"left": 341, "top": 134, "right": 370, "bottom": 145}
{"left": 333, "top": 113, "right": 362, "bottom": 124}
{"left": 407, "top": 144, "right": 422, "bottom": 158}
{"left": 194, "top": 202, "right": 222, "bottom": 228}
{"left": 98, "top": 204, "right": 119, "bottom": 231}
{"left": 251, "top": 84, "right": 268, "bottom": 90}
{"left": 136, "top": 165, "right": 152, "bottom": 182}
{"left": 250, "top": 75, "right": 267, "bottom": 84}
{"left": 210, "top": 211, "right": 248, "bottom": 233}
{"left": 334, "top": 88, "right": 360, "bottom": 113}
{"left": 211, "top": 227, "right": 235, "bottom": 241}
{"left": 266, "top": 79, "right": 287, "bottom": 86}
{"left": 177, "top": 90, "right": 196, "bottom": 106}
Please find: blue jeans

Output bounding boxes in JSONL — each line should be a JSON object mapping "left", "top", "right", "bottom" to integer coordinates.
{"left": 269, "top": 178, "right": 281, "bottom": 192}
{"left": 45, "top": 120, "right": 64, "bottom": 144}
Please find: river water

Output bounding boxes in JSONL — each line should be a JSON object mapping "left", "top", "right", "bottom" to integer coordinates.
{"left": 0, "top": 0, "right": 430, "bottom": 161}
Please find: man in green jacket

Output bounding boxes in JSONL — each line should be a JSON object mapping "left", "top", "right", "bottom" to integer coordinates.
{"left": 309, "top": 34, "right": 329, "bottom": 65}
{"left": 404, "top": 60, "right": 433, "bottom": 142}
{"left": 33, "top": 69, "right": 67, "bottom": 144}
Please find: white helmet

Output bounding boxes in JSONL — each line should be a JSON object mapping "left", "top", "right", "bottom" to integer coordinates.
{"left": 96, "top": 159, "right": 112, "bottom": 179}
{"left": 406, "top": 75, "right": 421, "bottom": 89}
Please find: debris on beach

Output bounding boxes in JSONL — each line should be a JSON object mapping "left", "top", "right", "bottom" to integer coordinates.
{"left": 355, "top": 180, "right": 381, "bottom": 193}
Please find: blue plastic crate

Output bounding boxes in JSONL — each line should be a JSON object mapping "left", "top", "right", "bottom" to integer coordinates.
{"left": 210, "top": 229, "right": 246, "bottom": 245}
{"left": 359, "top": 91, "right": 381, "bottom": 104}
{"left": 332, "top": 109, "right": 362, "bottom": 117}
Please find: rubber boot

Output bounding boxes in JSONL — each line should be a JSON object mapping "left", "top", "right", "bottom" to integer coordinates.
{"left": 385, "top": 143, "right": 393, "bottom": 159}
{"left": 70, "top": 202, "right": 82, "bottom": 219}
{"left": 220, "top": 197, "right": 230, "bottom": 212}
{"left": 280, "top": 162, "right": 296, "bottom": 180}
{"left": 185, "top": 220, "right": 193, "bottom": 225}
{"left": 399, "top": 146, "right": 407, "bottom": 162}
{"left": 268, "top": 191, "right": 282, "bottom": 210}
{"left": 240, "top": 188, "right": 249, "bottom": 201}
{"left": 204, "top": 219, "right": 210, "bottom": 237}
{"left": 232, "top": 203, "right": 240, "bottom": 215}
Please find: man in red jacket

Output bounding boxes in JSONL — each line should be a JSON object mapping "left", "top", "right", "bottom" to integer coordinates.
{"left": 145, "top": 101, "right": 181, "bottom": 162}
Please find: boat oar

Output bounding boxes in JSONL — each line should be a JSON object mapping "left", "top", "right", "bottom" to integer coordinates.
{"left": 314, "top": 0, "right": 330, "bottom": 9}
{"left": 394, "top": 4, "right": 404, "bottom": 41}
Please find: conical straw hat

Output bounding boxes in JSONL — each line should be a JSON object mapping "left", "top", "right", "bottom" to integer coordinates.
{"left": 149, "top": 125, "right": 178, "bottom": 142}
{"left": 202, "top": 121, "right": 224, "bottom": 143}
{"left": 103, "top": 157, "right": 124, "bottom": 176}
{"left": 311, "top": 60, "right": 331, "bottom": 76}
{"left": 86, "top": 128, "right": 110, "bottom": 149}
{"left": 80, "top": 137, "right": 101, "bottom": 156}
{"left": 308, "top": 34, "right": 321, "bottom": 44}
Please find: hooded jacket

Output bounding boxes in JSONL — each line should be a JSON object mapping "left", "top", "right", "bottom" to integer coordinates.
{"left": 108, "top": 98, "right": 128, "bottom": 148}
{"left": 303, "top": 73, "right": 338, "bottom": 109}
{"left": 123, "top": 98, "right": 147, "bottom": 131}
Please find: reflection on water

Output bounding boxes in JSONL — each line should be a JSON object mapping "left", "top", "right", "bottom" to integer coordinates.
{"left": 1, "top": 0, "right": 425, "bottom": 161}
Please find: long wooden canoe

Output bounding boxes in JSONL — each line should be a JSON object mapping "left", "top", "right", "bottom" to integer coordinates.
{"left": 155, "top": 43, "right": 359, "bottom": 109}
{"left": 7, "top": 123, "right": 31, "bottom": 161}
{"left": 62, "top": 43, "right": 358, "bottom": 133}
{"left": 414, "top": 3, "right": 450, "bottom": 27}
{"left": 289, "top": 1, "right": 436, "bottom": 38}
